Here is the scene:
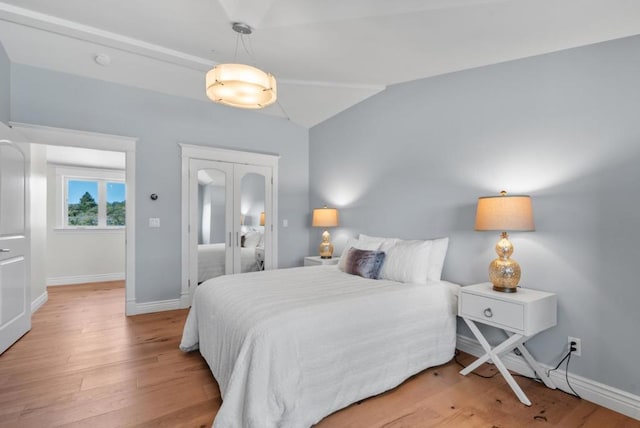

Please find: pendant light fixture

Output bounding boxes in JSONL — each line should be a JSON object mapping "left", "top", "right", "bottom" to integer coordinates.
{"left": 206, "top": 22, "right": 277, "bottom": 109}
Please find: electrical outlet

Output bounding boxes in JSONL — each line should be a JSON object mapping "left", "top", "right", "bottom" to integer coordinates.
{"left": 568, "top": 336, "right": 581, "bottom": 357}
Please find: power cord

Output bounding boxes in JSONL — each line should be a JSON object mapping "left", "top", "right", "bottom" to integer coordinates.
{"left": 547, "top": 341, "right": 581, "bottom": 399}
{"left": 456, "top": 342, "right": 582, "bottom": 400}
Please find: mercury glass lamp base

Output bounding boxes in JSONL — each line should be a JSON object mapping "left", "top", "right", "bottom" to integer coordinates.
{"left": 318, "top": 229, "right": 334, "bottom": 259}
{"left": 492, "top": 284, "right": 518, "bottom": 293}
{"left": 489, "top": 232, "right": 521, "bottom": 292}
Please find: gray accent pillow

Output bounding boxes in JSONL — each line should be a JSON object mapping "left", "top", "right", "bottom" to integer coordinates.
{"left": 343, "top": 248, "right": 386, "bottom": 279}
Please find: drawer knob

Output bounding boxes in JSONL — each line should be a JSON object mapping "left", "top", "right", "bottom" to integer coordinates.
{"left": 483, "top": 308, "right": 493, "bottom": 318}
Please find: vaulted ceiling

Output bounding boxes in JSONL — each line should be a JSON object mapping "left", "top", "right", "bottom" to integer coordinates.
{"left": 1, "top": 0, "right": 639, "bottom": 128}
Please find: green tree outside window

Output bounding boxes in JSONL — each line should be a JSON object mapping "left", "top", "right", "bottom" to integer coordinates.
{"left": 68, "top": 191, "right": 98, "bottom": 226}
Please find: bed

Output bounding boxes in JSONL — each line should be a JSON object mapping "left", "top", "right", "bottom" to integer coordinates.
{"left": 181, "top": 235, "right": 458, "bottom": 428}
{"left": 197, "top": 243, "right": 261, "bottom": 283}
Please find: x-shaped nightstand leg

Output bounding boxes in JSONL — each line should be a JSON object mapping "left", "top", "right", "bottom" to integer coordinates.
{"left": 508, "top": 333, "right": 557, "bottom": 390}
{"left": 460, "top": 318, "right": 533, "bottom": 406}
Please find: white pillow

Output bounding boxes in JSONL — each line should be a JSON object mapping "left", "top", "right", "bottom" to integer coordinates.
{"left": 243, "top": 231, "right": 262, "bottom": 248}
{"left": 426, "top": 237, "right": 449, "bottom": 281}
{"left": 380, "top": 239, "right": 432, "bottom": 284}
{"left": 338, "top": 238, "right": 382, "bottom": 271}
{"left": 359, "top": 234, "right": 399, "bottom": 253}
{"left": 358, "top": 234, "right": 387, "bottom": 246}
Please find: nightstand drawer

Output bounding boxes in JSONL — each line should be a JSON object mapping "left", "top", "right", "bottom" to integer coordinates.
{"left": 460, "top": 293, "right": 524, "bottom": 331}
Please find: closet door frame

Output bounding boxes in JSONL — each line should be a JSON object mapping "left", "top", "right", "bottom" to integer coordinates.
{"left": 180, "top": 144, "right": 279, "bottom": 307}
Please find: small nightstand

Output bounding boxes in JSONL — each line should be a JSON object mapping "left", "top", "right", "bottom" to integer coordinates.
{"left": 304, "top": 256, "right": 340, "bottom": 266}
{"left": 458, "top": 282, "right": 557, "bottom": 406}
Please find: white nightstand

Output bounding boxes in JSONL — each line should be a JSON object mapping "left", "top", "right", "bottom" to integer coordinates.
{"left": 458, "top": 282, "right": 557, "bottom": 406}
{"left": 304, "top": 256, "right": 340, "bottom": 266}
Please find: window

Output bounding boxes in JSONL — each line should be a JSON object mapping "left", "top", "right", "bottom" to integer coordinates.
{"left": 106, "top": 182, "right": 126, "bottom": 226}
{"left": 67, "top": 180, "right": 98, "bottom": 225}
{"left": 56, "top": 166, "right": 125, "bottom": 229}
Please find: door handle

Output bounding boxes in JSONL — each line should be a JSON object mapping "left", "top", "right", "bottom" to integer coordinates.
{"left": 0, "top": 249, "right": 10, "bottom": 253}
{"left": 228, "top": 232, "right": 232, "bottom": 247}
{"left": 236, "top": 232, "right": 239, "bottom": 247}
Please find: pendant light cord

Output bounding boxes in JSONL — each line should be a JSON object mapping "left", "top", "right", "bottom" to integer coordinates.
{"left": 275, "top": 98, "right": 291, "bottom": 122}
{"left": 244, "top": 35, "right": 257, "bottom": 66}
{"left": 232, "top": 33, "right": 257, "bottom": 66}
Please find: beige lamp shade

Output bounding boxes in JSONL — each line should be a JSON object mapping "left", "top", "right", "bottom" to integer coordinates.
{"left": 259, "top": 212, "right": 265, "bottom": 226}
{"left": 312, "top": 207, "right": 339, "bottom": 228}
{"left": 475, "top": 194, "right": 535, "bottom": 231}
{"left": 206, "top": 63, "right": 277, "bottom": 109}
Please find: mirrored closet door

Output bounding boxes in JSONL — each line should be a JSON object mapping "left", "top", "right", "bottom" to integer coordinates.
{"left": 189, "top": 159, "right": 274, "bottom": 291}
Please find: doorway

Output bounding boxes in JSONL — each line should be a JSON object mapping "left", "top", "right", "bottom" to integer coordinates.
{"left": 11, "top": 123, "right": 138, "bottom": 315}
{"left": 43, "top": 146, "right": 126, "bottom": 287}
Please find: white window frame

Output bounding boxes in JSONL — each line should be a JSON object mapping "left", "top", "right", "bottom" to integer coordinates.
{"left": 54, "top": 165, "right": 126, "bottom": 230}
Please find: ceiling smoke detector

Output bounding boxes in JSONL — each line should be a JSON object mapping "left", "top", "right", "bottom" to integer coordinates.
{"left": 94, "top": 53, "right": 111, "bottom": 66}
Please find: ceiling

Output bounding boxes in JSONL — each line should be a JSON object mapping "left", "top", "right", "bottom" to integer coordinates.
{"left": 1, "top": 1, "right": 639, "bottom": 128}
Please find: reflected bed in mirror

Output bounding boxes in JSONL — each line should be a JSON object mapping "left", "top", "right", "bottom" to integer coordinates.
{"left": 197, "top": 236, "right": 264, "bottom": 283}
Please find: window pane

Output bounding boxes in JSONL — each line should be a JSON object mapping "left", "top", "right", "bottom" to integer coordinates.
{"left": 107, "top": 182, "right": 126, "bottom": 226}
{"left": 68, "top": 180, "right": 98, "bottom": 226}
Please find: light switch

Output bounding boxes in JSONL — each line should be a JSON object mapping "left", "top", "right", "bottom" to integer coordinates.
{"left": 283, "top": 219, "right": 288, "bottom": 227}
{"left": 149, "top": 218, "right": 160, "bottom": 228}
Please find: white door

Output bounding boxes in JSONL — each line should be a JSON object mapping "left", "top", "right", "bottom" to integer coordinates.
{"left": 188, "top": 159, "right": 274, "bottom": 301}
{"left": 0, "top": 138, "right": 30, "bottom": 355}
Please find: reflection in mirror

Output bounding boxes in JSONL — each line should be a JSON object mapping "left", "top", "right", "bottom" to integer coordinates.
{"left": 197, "top": 168, "right": 229, "bottom": 283}
{"left": 196, "top": 169, "right": 267, "bottom": 284}
{"left": 241, "top": 173, "right": 266, "bottom": 271}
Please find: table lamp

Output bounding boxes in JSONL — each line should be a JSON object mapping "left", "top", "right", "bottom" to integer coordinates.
{"left": 260, "top": 212, "right": 265, "bottom": 226}
{"left": 475, "top": 191, "right": 535, "bottom": 292}
{"left": 312, "top": 206, "right": 339, "bottom": 258}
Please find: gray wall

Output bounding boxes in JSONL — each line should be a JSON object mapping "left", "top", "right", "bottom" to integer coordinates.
{"left": 11, "top": 64, "right": 309, "bottom": 302}
{"left": 310, "top": 35, "right": 640, "bottom": 396}
{"left": 0, "top": 42, "right": 9, "bottom": 124}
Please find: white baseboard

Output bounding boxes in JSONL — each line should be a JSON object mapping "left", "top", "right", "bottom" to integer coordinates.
{"left": 180, "top": 291, "right": 192, "bottom": 308}
{"left": 125, "top": 298, "right": 188, "bottom": 316}
{"left": 456, "top": 334, "right": 640, "bottom": 421}
{"left": 31, "top": 290, "right": 48, "bottom": 313}
{"left": 47, "top": 272, "right": 125, "bottom": 286}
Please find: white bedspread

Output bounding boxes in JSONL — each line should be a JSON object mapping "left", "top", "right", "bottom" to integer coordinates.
{"left": 180, "top": 266, "right": 458, "bottom": 428}
{"left": 198, "top": 243, "right": 260, "bottom": 283}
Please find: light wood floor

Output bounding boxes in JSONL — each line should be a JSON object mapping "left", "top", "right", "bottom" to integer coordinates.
{"left": 0, "top": 282, "right": 638, "bottom": 428}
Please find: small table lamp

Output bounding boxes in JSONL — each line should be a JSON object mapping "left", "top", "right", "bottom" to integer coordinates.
{"left": 312, "top": 206, "right": 339, "bottom": 258}
{"left": 475, "top": 191, "right": 535, "bottom": 292}
{"left": 259, "top": 212, "right": 265, "bottom": 226}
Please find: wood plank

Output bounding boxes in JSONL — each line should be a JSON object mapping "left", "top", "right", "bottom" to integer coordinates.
{"left": 0, "top": 281, "right": 636, "bottom": 427}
